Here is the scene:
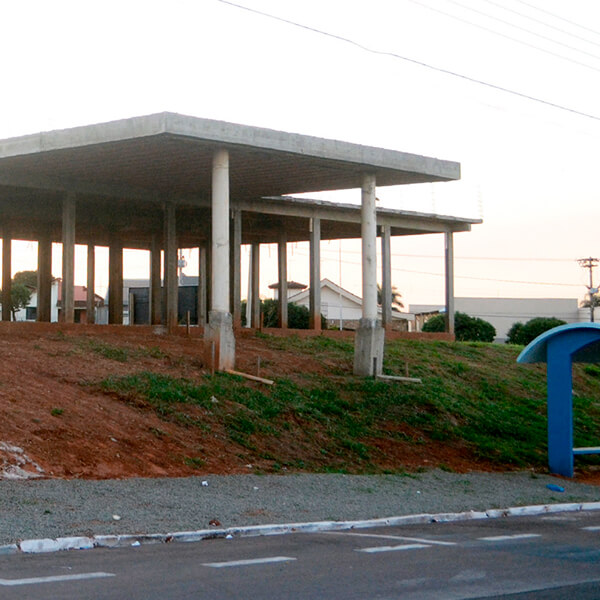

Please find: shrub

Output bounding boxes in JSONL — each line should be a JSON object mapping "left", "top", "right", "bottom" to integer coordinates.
{"left": 506, "top": 317, "right": 566, "bottom": 346}
{"left": 422, "top": 311, "right": 496, "bottom": 342}
{"left": 241, "top": 299, "right": 326, "bottom": 329}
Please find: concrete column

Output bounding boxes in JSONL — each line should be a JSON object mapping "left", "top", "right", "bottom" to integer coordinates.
{"left": 381, "top": 224, "right": 392, "bottom": 330}
{"left": 205, "top": 149, "right": 235, "bottom": 370}
{"left": 150, "top": 234, "right": 162, "bottom": 325}
{"left": 309, "top": 217, "right": 321, "bottom": 331}
{"left": 198, "top": 243, "right": 207, "bottom": 326}
{"left": 250, "top": 242, "right": 260, "bottom": 328}
{"left": 229, "top": 210, "right": 242, "bottom": 329}
{"left": 61, "top": 193, "right": 76, "bottom": 323}
{"left": 444, "top": 231, "right": 455, "bottom": 335}
{"left": 163, "top": 202, "right": 178, "bottom": 331}
{"left": 2, "top": 232, "right": 12, "bottom": 321}
{"left": 37, "top": 234, "right": 52, "bottom": 322}
{"left": 277, "top": 234, "right": 288, "bottom": 329}
{"left": 354, "top": 173, "right": 384, "bottom": 376}
{"left": 86, "top": 244, "right": 96, "bottom": 324}
{"left": 108, "top": 238, "right": 123, "bottom": 325}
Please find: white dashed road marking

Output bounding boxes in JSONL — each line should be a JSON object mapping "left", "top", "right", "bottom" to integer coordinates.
{"left": 0, "top": 572, "right": 115, "bottom": 586}
{"left": 479, "top": 534, "right": 541, "bottom": 542}
{"left": 582, "top": 526, "right": 600, "bottom": 531}
{"left": 326, "top": 532, "right": 456, "bottom": 546}
{"left": 202, "top": 556, "right": 296, "bottom": 568}
{"left": 356, "top": 544, "right": 430, "bottom": 553}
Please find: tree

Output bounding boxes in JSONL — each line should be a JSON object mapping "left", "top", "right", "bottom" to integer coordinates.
{"left": 241, "top": 299, "right": 326, "bottom": 329}
{"left": 0, "top": 283, "right": 32, "bottom": 321}
{"left": 422, "top": 311, "right": 496, "bottom": 342}
{"left": 13, "top": 270, "right": 38, "bottom": 288}
{"left": 377, "top": 283, "right": 404, "bottom": 310}
{"left": 506, "top": 317, "right": 566, "bottom": 346}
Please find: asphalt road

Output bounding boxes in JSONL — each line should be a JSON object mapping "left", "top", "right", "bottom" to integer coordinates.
{"left": 1, "top": 511, "right": 600, "bottom": 599}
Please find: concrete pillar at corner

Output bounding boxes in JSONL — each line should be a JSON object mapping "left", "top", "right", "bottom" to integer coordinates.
{"left": 150, "top": 234, "right": 162, "bottom": 325}
{"left": 108, "top": 239, "right": 123, "bottom": 324}
{"left": 229, "top": 210, "right": 242, "bottom": 329}
{"left": 380, "top": 224, "right": 392, "bottom": 331}
{"left": 86, "top": 244, "right": 96, "bottom": 324}
{"left": 205, "top": 149, "right": 235, "bottom": 370}
{"left": 354, "top": 173, "right": 384, "bottom": 376}
{"left": 309, "top": 217, "right": 321, "bottom": 330}
{"left": 1, "top": 231, "right": 12, "bottom": 321}
{"left": 277, "top": 233, "right": 288, "bottom": 328}
{"left": 61, "top": 193, "right": 76, "bottom": 323}
{"left": 250, "top": 242, "right": 260, "bottom": 328}
{"left": 163, "top": 202, "right": 178, "bottom": 331}
{"left": 37, "top": 234, "right": 52, "bottom": 322}
{"left": 444, "top": 231, "right": 455, "bottom": 335}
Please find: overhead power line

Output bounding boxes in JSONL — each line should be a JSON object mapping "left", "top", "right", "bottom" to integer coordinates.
{"left": 514, "top": 0, "right": 600, "bottom": 39}
{"left": 216, "top": 0, "right": 600, "bottom": 122}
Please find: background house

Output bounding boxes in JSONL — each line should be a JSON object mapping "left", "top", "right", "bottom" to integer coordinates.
{"left": 410, "top": 298, "right": 588, "bottom": 343}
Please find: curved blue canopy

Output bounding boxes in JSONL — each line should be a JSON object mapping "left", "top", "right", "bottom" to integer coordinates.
{"left": 517, "top": 322, "right": 600, "bottom": 364}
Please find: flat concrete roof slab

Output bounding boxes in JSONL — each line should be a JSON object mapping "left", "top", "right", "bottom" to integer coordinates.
{"left": 0, "top": 112, "right": 460, "bottom": 201}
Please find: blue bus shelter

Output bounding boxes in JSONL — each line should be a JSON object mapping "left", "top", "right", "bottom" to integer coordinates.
{"left": 517, "top": 322, "right": 600, "bottom": 477}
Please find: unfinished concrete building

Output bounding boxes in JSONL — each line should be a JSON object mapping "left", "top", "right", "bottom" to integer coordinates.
{"left": 0, "top": 113, "right": 479, "bottom": 374}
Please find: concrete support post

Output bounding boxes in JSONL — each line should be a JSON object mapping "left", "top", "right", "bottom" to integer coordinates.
{"left": 37, "top": 234, "right": 52, "bottom": 322}
{"left": 354, "top": 173, "right": 384, "bottom": 376}
{"left": 205, "top": 149, "right": 235, "bottom": 370}
{"left": 277, "top": 234, "right": 288, "bottom": 329}
{"left": 309, "top": 217, "right": 321, "bottom": 331}
{"left": 444, "top": 231, "right": 455, "bottom": 336}
{"left": 198, "top": 244, "right": 207, "bottom": 326}
{"left": 61, "top": 193, "right": 76, "bottom": 323}
{"left": 250, "top": 242, "right": 260, "bottom": 328}
{"left": 163, "top": 202, "right": 178, "bottom": 331}
{"left": 150, "top": 234, "right": 162, "bottom": 325}
{"left": 2, "top": 232, "right": 12, "bottom": 321}
{"left": 381, "top": 224, "right": 392, "bottom": 331}
{"left": 108, "top": 239, "right": 123, "bottom": 325}
{"left": 86, "top": 244, "right": 96, "bottom": 324}
{"left": 230, "top": 210, "right": 242, "bottom": 330}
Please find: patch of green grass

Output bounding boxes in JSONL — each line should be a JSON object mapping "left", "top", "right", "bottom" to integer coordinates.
{"left": 82, "top": 339, "right": 129, "bottom": 362}
{"left": 183, "top": 457, "right": 205, "bottom": 469}
{"left": 50, "top": 407, "right": 64, "bottom": 417}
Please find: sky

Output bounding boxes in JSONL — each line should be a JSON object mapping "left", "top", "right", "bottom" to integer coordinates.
{"left": 1, "top": 0, "right": 600, "bottom": 310}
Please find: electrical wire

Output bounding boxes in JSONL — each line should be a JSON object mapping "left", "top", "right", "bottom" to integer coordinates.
{"left": 481, "top": 0, "right": 600, "bottom": 49}
{"left": 215, "top": 0, "right": 600, "bottom": 122}
{"left": 444, "top": 0, "right": 600, "bottom": 61}
{"left": 514, "top": 0, "right": 600, "bottom": 39}
{"left": 407, "top": 0, "right": 600, "bottom": 73}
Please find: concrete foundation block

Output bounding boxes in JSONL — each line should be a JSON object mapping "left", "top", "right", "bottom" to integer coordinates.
{"left": 204, "top": 310, "right": 236, "bottom": 371}
{"left": 353, "top": 318, "right": 384, "bottom": 376}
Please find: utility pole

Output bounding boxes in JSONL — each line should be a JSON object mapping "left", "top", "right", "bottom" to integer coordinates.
{"left": 577, "top": 257, "right": 599, "bottom": 322}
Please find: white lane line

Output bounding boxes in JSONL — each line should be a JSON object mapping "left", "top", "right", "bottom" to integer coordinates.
{"left": 325, "top": 531, "right": 456, "bottom": 546}
{"left": 582, "top": 526, "right": 600, "bottom": 531}
{"left": 479, "top": 534, "right": 541, "bottom": 542}
{"left": 0, "top": 572, "right": 115, "bottom": 587}
{"left": 202, "top": 556, "right": 296, "bottom": 568}
{"left": 356, "top": 543, "right": 430, "bottom": 554}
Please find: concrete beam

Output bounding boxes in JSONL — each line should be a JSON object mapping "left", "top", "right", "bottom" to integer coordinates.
{"left": 86, "top": 244, "right": 96, "bottom": 324}
{"left": 277, "top": 233, "right": 288, "bottom": 329}
{"left": 445, "top": 231, "right": 455, "bottom": 335}
{"left": 309, "top": 217, "right": 321, "bottom": 331}
{"left": 163, "top": 202, "right": 178, "bottom": 331}
{"left": 61, "top": 193, "right": 76, "bottom": 323}
{"left": 37, "top": 234, "right": 52, "bottom": 322}
{"left": 2, "top": 232, "right": 12, "bottom": 321}
{"left": 380, "top": 224, "right": 392, "bottom": 330}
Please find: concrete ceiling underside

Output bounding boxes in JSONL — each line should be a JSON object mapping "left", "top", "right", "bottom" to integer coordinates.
{"left": 0, "top": 113, "right": 478, "bottom": 246}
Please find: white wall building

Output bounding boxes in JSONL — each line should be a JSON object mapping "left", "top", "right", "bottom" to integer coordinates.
{"left": 410, "top": 298, "right": 588, "bottom": 342}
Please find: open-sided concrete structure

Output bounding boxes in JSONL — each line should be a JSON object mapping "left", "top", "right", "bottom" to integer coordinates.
{"left": 0, "top": 112, "right": 479, "bottom": 373}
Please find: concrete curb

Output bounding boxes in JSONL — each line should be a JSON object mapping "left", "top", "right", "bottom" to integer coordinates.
{"left": 9, "top": 501, "right": 600, "bottom": 555}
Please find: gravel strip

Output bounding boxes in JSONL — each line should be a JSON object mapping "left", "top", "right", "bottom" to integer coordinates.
{"left": 1, "top": 471, "right": 599, "bottom": 545}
